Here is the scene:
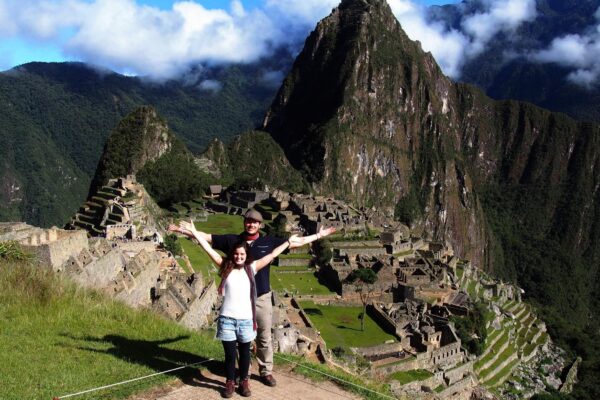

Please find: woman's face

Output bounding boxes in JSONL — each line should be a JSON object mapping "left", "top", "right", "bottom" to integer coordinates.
{"left": 232, "top": 246, "right": 247, "bottom": 266}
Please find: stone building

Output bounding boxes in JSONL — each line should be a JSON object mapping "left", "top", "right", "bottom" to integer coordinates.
{"left": 1, "top": 223, "right": 89, "bottom": 271}
{"left": 370, "top": 301, "right": 464, "bottom": 371}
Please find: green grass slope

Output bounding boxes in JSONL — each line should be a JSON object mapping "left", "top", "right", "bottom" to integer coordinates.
{"left": 0, "top": 259, "right": 222, "bottom": 400}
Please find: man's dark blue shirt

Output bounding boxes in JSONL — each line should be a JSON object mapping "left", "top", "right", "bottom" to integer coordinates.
{"left": 211, "top": 233, "right": 286, "bottom": 296}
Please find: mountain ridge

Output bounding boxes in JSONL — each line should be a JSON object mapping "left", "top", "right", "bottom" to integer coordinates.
{"left": 262, "top": 1, "right": 599, "bottom": 396}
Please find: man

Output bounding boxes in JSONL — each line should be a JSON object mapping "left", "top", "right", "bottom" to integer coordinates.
{"left": 191, "top": 208, "right": 335, "bottom": 386}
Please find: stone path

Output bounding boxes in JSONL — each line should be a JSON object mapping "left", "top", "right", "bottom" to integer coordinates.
{"left": 130, "top": 363, "right": 362, "bottom": 400}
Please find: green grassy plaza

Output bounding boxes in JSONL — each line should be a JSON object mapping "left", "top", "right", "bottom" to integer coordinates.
{"left": 389, "top": 369, "right": 434, "bottom": 385}
{"left": 193, "top": 213, "right": 244, "bottom": 235}
{"left": 298, "top": 301, "right": 396, "bottom": 350}
{"left": 271, "top": 272, "right": 335, "bottom": 295}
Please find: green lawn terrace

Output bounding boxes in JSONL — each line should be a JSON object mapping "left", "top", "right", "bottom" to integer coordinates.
{"left": 454, "top": 262, "right": 552, "bottom": 393}
{"left": 298, "top": 300, "right": 396, "bottom": 350}
{"left": 174, "top": 214, "right": 244, "bottom": 279}
{"left": 167, "top": 199, "right": 208, "bottom": 220}
{"left": 271, "top": 271, "right": 336, "bottom": 296}
{"left": 389, "top": 369, "right": 434, "bottom": 385}
{"left": 473, "top": 296, "right": 550, "bottom": 390}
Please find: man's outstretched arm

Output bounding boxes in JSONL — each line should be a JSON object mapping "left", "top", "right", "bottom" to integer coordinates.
{"left": 288, "top": 226, "right": 336, "bottom": 249}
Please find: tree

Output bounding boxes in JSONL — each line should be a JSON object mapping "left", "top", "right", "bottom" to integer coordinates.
{"left": 313, "top": 238, "right": 332, "bottom": 267}
{"left": 346, "top": 268, "right": 377, "bottom": 331}
{"left": 163, "top": 234, "right": 182, "bottom": 257}
{"left": 266, "top": 214, "right": 289, "bottom": 238}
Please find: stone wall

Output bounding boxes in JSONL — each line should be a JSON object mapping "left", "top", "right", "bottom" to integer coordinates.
{"left": 370, "top": 302, "right": 402, "bottom": 337}
{"left": 21, "top": 229, "right": 88, "bottom": 271}
{"left": 353, "top": 342, "right": 403, "bottom": 359}
{"left": 71, "top": 248, "right": 126, "bottom": 289}
{"left": 444, "top": 361, "right": 473, "bottom": 385}
{"left": 117, "top": 241, "right": 157, "bottom": 254}
{"left": 179, "top": 279, "right": 218, "bottom": 330}
{"left": 115, "top": 254, "right": 162, "bottom": 308}
{"left": 438, "top": 375, "right": 476, "bottom": 399}
{"left": 340, "top": 247, "right": 387, "bottom": 258}
{"left": 333, "top": 240, "right": 381, "bottom": 248}
{"left": 374, "top": 356, "right": 420, "bottom": 375}
{"left": 278, "top": 257, "right": 312, "bottom": 267}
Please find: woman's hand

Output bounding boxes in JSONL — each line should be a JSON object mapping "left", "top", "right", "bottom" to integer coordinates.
{"left": 179, "top": 219, "right": 198, "bottom": 235}
{"left": 167, "top": 224, "right": 182, "bottom": 234}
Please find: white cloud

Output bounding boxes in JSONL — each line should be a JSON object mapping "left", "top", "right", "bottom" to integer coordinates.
{"left": 462, "top": 0, "right": 537, "bottom": 56}
{"left": 530, "top": 10, "right": 600, "bottom": 87}
{"left": 260, "top": 69, "right": 285, "bottom": 88}
{"left": 198, "top": 79, "right": 222, "bottom": 92}
{"left": 390, "top": 0, "right": 537, "bottom": 78}
{"left": 0, "top": 1, "right": 17, "bottom": 36}
{"left": 0, "top": 0, "right": 540, "bottom": 81}
{"left": 389, "top": 0, "right": 470, "bottom": 77}
{"left": 0, "top": 0, "right": 285, "bottom": 78}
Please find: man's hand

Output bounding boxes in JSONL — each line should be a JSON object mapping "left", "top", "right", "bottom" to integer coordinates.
{"left": 288, "top": 234, "right": 302, "bottom": 246}
{"left": 318, "top": 226, "right": 336, "bottom": 238}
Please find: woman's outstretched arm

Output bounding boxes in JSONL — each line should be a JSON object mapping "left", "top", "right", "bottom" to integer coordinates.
{"left": 171, "top": 220, "right": 223, "bottom": 267}
{"left": 254, "top": 234, "right": 301, "bottom": 271}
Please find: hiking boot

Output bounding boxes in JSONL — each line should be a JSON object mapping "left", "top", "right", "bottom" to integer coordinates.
{"left": 260, "top": 374, "right": 277, "bottom": 387}
{"left": 221, "top": 379, "right": 235, "bottom": 398}
{"left": 239, "top": 377, "right": 252, "bottom": 397}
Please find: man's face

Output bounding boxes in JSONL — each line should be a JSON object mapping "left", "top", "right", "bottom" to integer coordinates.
{"left": 244, "top": 218, "right": 261, "bottom": 235}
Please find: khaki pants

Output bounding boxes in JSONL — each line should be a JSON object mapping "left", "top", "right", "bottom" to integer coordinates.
{"left": 255, "top": 291, "right": 273, "bottom": 376}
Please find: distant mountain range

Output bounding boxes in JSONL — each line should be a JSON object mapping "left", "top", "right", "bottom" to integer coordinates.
{"left": 430, "top": 0, "right": 600, "bottom": 122}
{"left": 0, "top": 54, "right": 293, "bottom": 226}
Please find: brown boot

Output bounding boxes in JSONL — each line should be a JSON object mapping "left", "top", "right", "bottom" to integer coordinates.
{"left": 238, "top": 377, "right": 251, "bottom": 397}
{"left": 221, "top": 379, "right": 235, "bottom": 398}
{"left": 260, "top": 374, "right": 277, "bottom": 387}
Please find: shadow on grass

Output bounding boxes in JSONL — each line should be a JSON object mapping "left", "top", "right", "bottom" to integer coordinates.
{"left": 335, "top": 325, "right": 361, "bottom": 332}
{"left": 304, "top": 308, "right": 324, "bottom": 316}
{"left": 60, "top": 333, "right": 227, "bottom": 395}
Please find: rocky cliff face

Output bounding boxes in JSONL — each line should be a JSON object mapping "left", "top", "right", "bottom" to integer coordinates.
{"left": 263, "top": 0, "right": 600, "bottom": 279}
{"left": 90, "top": 106, "right": 174, "bottom": 193}
{"left": 263, "top": 0, "right": 487, "bottom": 266}
{"left": 263, "top": 7, "right": 600, "bottom": 385}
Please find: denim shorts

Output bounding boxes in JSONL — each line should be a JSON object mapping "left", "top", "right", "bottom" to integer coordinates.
{"left": 216, "top": 316, "right": 256, "bottom": 343}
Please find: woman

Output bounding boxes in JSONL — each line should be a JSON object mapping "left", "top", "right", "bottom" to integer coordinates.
{"left": 169, "top": 220, "right": 300, "bottom": 398}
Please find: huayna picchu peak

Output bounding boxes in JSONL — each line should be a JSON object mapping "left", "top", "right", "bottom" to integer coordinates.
{"left": 264, "top": 1, "right": 600, "bottom": 396}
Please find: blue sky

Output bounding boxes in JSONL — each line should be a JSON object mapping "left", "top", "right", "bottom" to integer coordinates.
{"left": 0, "top": 0, "right": 453, "bottom": 74}
{"left": 3, "top": 0, "right": 593, "bottom": 85}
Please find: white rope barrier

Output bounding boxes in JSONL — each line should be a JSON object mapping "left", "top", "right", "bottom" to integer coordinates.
{"left": 274, "top": 353, "right": 397, "bottom": 400}
{"left": 53, "top": 358, "right": 214, "bottom": 399}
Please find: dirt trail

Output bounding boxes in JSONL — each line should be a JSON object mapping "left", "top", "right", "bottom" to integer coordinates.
{"left": 129, "top": 363, "right": 362, "bottom": 400}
